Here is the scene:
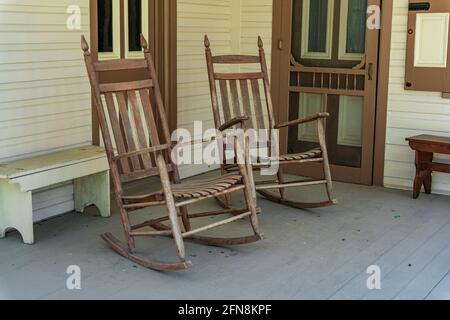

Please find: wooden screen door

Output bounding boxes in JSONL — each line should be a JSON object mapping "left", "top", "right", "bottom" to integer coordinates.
{"left": 274, "top": 0, "right": 380, "bottom": 185}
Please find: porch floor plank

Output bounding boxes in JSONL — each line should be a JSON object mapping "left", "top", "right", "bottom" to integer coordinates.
{"left": 329, "top": 197, "right": 450, "bottom": 300}
{"left": 1, "top": 173, "right": 450, "bottom": 300}
{"left": 426, "top": 270, "right": 450, "bottom": 300}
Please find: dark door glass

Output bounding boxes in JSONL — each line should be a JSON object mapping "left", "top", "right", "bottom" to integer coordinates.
{"left": 128, "top": 0, "right": 142, "bottom": 52}
{"left": 308, "top": 0, "right": 328, "bottom": 53}
{"left": 98, "top": 0, "right": 113, "bottom": 53}
{"left": 346, "top": 0, "right": 367, "bottom": 54}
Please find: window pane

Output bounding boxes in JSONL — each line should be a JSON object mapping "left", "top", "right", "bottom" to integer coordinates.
{"left": 128, "top": 0, "right": 142, "bottom": 52}
{"left": 308, "top": 0, "right": 328, "bottom": 53}
{"left": 98, "top": 0, "right": 113, "bottom": 53}
{"left": 346, "top": 0, "right": 367, "bottom": 54}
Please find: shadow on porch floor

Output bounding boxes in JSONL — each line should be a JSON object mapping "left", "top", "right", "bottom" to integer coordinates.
{"left": 1, "top": 172, "right": 450, "bottom": 300}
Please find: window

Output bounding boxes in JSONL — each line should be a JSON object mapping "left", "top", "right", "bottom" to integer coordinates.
{"left": 128, "top": 0, "right": 142, "bottom": 52}
{"left": 301, "top": 0, "right": 334, "bottom": 59}
{"left": 125, "top": 0, "right": 149, "bottom": 58}
{"left": 339, "top": 0, "right": 367, "bottom": 60}
{"left": 98, "top": 0, "right": 113, "bottom": 53}
{"left": 97, "top": 0, "right": 148, "bottom": 60}
{"left": 98, "top": 0, "right": 120, "bottom": 60}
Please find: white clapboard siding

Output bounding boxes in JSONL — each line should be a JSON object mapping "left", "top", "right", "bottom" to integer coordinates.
{"left": 0, "top": 0, "right": 92, "bottom": 221}
{"left": 240, "top": 0, "right": 272, "bottom": 69}
{"left": 239, "top": 0, "right": 273, "bottom": 130}
{"left": 384, "top": 0, "right": 450, "bottom": 195}
{"left": 177, "top": 0, "right": 233, "bottom": 178}
{"left": 177, "top": 0, "right": 272, "bottom": 178}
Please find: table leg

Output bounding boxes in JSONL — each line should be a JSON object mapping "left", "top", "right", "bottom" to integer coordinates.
{"left": 413, "top": 151, "right": 433, "bottom": 199}
{"left": 423, "top": 153, "right": 433, "bottom": 194}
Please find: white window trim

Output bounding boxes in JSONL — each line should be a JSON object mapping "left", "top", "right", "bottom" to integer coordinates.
{"left": 338, "top": 0, "right": 366, "bottom": 61}
{"left": 301, "top": 0, "right": 334, "bottom": 60}
{"left": 99, "top": 0, "right": 120, "bottom": 61}
{"left": 125, "top": 0, "right": 149, "bottom": 59}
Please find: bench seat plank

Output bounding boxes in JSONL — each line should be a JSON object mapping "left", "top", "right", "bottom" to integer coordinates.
{"left": 406, "top": 135, "right": 450, "bottom": 146}
{"left": 0, "top": 146, "right": 106, "bottom": 180}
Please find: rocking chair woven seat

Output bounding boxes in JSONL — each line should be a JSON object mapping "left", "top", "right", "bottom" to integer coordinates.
{"left": 82, "top": 35, "right": 263, "bottom": 272}
{"left": 171, "top": 173, "right": 243, "bottom": 199}
{"left": 278, "top": 149, "right": 322, "bottom": 162}
{"left": 123, "top": 173, "right": 243, "bottom": 203}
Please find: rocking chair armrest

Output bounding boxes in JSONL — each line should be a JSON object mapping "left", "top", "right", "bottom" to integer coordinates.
{"left": 219, "top": 116, "right": 250, "bottom": 131}
{"left": 113, "top": 145, "right": 169, "bottom": 161}
{"left": 275, "top": 113, "right": 330, "bottom": 129}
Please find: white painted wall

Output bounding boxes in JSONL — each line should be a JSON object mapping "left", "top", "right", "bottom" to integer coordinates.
{"left": 177, "top": 0, "right": 273, "bottom": 178}
{"left": 0, "top": 0, "right": 91, "bottom": 221}
{"left": 240, "top": 0, "right": 273, "bottom": 66}
{"left": 384, "top": 0, "right": 450, "bottom": 195}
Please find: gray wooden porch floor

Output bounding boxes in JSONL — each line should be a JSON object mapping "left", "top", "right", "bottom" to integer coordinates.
{"left": 1, "top": 173, "right": 450, "bottom": 300}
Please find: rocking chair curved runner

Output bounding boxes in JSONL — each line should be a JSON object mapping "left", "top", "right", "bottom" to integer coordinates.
{"left": 205, "top": 36, "right": 337, "bottom": 209}
{"left": 81, "top": 35, "right": 263, "bottom": 271}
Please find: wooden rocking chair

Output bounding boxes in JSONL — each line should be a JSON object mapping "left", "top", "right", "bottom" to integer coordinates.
{"left": 205, "top": 36, "right": 337, "bottom": 209}
{"left": 81, "top": 35, "right": 263, "bottom": 271}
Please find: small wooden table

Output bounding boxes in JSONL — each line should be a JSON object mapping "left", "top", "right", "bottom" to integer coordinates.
{"left": 406, "top": 135, "right": 450, "bottom": 199}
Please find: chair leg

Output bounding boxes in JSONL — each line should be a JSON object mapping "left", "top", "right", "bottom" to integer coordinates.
{"left": 277, "top": 167, "right": 286, "bottom": 200}
{"left": 118, "top": 206, "right": 135, "bottom": 253}
{"left": 238, "top": 163, "right": 263, "bottom": 238}
{"left": 163, "top": 194, "right": 187, "bottom": 262}
{"left": 215, "top": 166, "right": 232, "bottom": 209}
{"left": 318, "top": 118, "right": 335, "bottom": 203}
{"left": 322, "top": 156, "right": 334, "bottom": 202}
{"left": 180, "top": 206, "right": 192, "bottom": 232}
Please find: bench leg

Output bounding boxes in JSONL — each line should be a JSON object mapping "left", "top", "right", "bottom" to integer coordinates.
{"left": 0, "top": 180, "right": 34, "bottom": 244}
{"left": 74, "top": 171, "right": 110, "bottom": 218}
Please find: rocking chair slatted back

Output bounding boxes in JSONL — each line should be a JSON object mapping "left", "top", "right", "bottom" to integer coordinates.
{"left": 205, "top": 36, "right": 276, "bottom": 132}
{"left": 81, "top": 35, "right": 174, "bottom": 186}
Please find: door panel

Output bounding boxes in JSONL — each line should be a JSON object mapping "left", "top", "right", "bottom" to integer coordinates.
{"left": 276, "top": 0, "right": 380, "bottom": 185}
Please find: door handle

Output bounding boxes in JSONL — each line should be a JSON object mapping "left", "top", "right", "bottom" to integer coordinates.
{"left": 368, "top": 63, "right": 374, "bottom": 81}
{"left": 278, "top": 39, "right": 283, "bottom": 50}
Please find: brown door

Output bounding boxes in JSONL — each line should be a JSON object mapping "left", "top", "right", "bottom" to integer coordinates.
{"left": 273, "top": 0, "right": 380, "bottom": 185}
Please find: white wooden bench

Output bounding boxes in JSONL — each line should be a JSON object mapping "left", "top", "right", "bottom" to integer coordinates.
{"left": 0, "top": 146, "right": 110, "bottom": 244}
